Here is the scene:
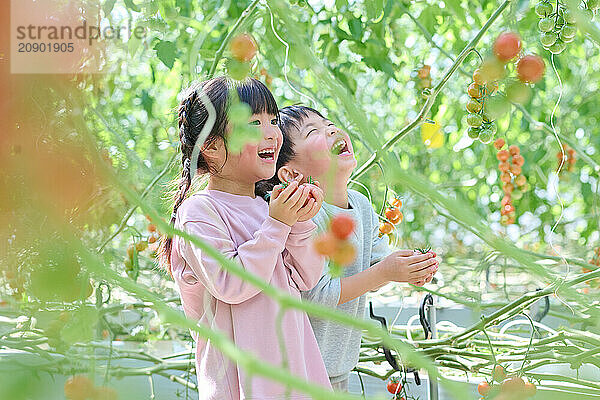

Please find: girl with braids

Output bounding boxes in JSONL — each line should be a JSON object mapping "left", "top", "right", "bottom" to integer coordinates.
{"left": 257, "top": 105, "right": 439, "bottom": 391}
{"left": 158, "top": 77, "right": 330, "bottom": 400}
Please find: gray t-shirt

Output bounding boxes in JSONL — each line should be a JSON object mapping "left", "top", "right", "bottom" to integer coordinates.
{"left": 301, "top": 189, "right": 392, "bottom": 383}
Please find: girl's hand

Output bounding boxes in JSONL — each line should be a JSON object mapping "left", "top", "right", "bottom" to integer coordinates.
{"left": 297, "top": 180, "right": 323, "bottom": 222}
{"left": 378, "top": 250, "right": 439, "bottom": 285}
{"left": 269, "top": 179, "right": 311, "bottom": 226}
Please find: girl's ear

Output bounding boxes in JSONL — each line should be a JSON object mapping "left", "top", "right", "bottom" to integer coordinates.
{"left": 201, "top": 137, "right": 224, "bottom": 160}
{"left": 277, "top": 166, "right": 296, "bottom": 183}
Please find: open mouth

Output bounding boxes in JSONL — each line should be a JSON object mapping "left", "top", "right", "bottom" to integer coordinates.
{"left": 331, "top": 138, "right": 351, "bottom": 156}
{"left": 257, "top": 147, "right": 275, "bottom": 162}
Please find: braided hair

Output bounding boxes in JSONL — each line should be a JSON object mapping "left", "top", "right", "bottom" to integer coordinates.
{"left": 158, "top": 77, "right": 279, "bottom": 274}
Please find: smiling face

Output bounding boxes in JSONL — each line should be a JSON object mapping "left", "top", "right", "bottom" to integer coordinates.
{"left": 282, "top": 112, "right": 356, "bottom": 184}
{"left": 204, "top": 112, "right": 282, "bottom": 188}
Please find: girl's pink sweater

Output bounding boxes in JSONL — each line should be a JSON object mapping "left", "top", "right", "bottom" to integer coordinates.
{"left": 171, "top": 189, "right": 331, "bottom": 399}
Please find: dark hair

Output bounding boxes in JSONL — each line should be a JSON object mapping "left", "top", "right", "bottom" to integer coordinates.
{"left": 255, "top": 105, "right": 325, "bottom": 201}
{"left": 159, "top": 76, "right": 279, "bottom": 273}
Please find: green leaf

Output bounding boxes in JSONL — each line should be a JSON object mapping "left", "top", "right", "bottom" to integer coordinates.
{"left": 123, "top": 0, "right": 141, "bottom": 12}
{"left": 103, "top": 0, "right": 117, "bottom": 15}
{"left": 227, "top": 101, "right": 261, "bottom": 154}
{"left": 154, "top": 40, "right": 177, "bottom": 69}
{"left": 365, "top": 0, "right": 384, "bottom": 22}
{"left": 349, "top": 18, "right": 363, "bottom": 40}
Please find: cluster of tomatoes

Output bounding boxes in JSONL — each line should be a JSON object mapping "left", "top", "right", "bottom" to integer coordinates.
{"left": 314, "top": 214, "right": 357, "bottom": 277}
{"left": 465, "top": 68, "right": 499, "bottom": 144}
{"left": 557, "top": 144, "right": 576, "bottom": 173}
{"left": 495, "top": 139, "right": 527, "bottom": 226}
{"left": 412, "top": 64, "right": 432, "bottom": 100}
{"left": 536, "top": 0, "right": 598, "bottom": 55}
{"left": 258, "top": 67, "right": 273, "bottom": 86}
{"left": 227, "top": 33, "right": 258, "bottom": 80}
{"left": 125, "top": 221, "right": 158, "bottom": 274}
{"left": 466, "top": 33, "right": 546, "bottom": 144}
{"left": 379, "top": 197, "right": 403, "bottom": 236}
{"left": 386, "top": 376, "right": 406, "bottom": 399}
{"left": 64, "top": 375, "right": 118, "bottom": 400}
{"left": 477, "top": 365, "right": 537, "bottom": 400}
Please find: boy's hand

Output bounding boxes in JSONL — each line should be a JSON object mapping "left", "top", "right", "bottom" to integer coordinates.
{"left": 269, "top": 179, "right": 312, "bottom": 226}
{"left": 378, "top": 250, "right": 439, "bottom": 286}
{"left": 297, "top": 179, "right": 323, "bottom": 222}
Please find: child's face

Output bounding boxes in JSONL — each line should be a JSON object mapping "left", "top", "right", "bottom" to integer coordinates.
{"left": 286, "top": 112, "right": 356, "bottom": 182}
{"left": 216, "top": 112, "right": 283, "bottom": 184}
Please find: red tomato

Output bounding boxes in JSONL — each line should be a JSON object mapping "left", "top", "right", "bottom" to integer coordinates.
{"left": 493, "top": 32, "right": 522, "bottom": 61}
{"left": 492, "top": 365, "right": 507, "bottom": 382}
{"left": 385, "top": 207, "right": 401, "bottom": 221}
{"left": 330, "top": 214, "right": 355, "bottom": 240}
{"left": 387, "top": 378, "right": 402, "bottom": 394}
{"left": 230, "top": 33, "right": 257, "bottom": 62}
{"left": 524, "top": 382, "right": 537, "bottom": 397}
{"left": 314, "top": 233, "right": 338, "bottom": 256}
{"left": 517, "top": 55, "right": 545, "bottom": 83}
{"left": 496, "top": 150, "right": 510, "bottom": 162}
{"left": 494, "top": 138, "right": 505, "bottom": 150}
{"left": 64, "top": 375, "right": 94, "bottom": 400}
{"left": 379, "top": 221, "right": 394, "bottom": 235}
{"left": 391, "top": 197, "right": 403, "bottom": 208}
{"left": 477, "top": 381, "right": 491, "bottom": 396}
{"left": 509, "top": 145, "right": 520, "bottom": 156}
{"left": 331, "top": 241, "right": 356, "bottom": 266}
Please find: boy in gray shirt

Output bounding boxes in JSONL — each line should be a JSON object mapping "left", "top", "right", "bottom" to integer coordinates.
{"left": 256, "top": 105, "right": 439, "bottom": 390}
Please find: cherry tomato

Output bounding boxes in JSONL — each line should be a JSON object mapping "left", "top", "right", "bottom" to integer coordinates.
{"left": 386, "top": 378, "right": 402, "bottom": 394}
{"left": 379, "top": 221, "right": 394, "bottom": 235}
{"left": 477, "top": 381, "right": 491, "bottom": 396}
{"left": 492, "top": 365, "right": 507, "bottom": 382}
{"left": 64, "top": 375, "right": 94, "bottom": 400}
{"left": 493, "top": 32, "right": 522, "bottom": 61}
{"left": 330, "top": 214, "right": 355, "bottom": 240}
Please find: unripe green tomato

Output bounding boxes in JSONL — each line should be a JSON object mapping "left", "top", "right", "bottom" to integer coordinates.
{"left": 538, "top": 17, "right": 555, "bottom": 32}
{"left": 582, "top": 8, "right": 594, "bottom": 19}
{"left": 506, "top": 81, "right": 532, "bottom": 105}
{"left": 481, "top": 110, "right": 495, "bottom": 123}
{"left": 466, "top": 98, "right": 483, "bottom": 113}
{"left": 484, "top": 96, "right": 510, "bottom": 120}
{"left": 512, "top": 189, "right": 523, "bottom": 200}
{"left": 535, "top": 2, "right": 553, "bottom": 17}
{"left": 467, "top": 127, "right": 481, "bottom": 139}
{"left": 561, "top": 24, "right": 577, "bottom": 38}
{"left": 559, "top": 30, "right": 575, "bottom": 43}
{"left": 486, "top": 122, "right": 498, "bottom": 136}
{"left": 466, "top": 113, "right": 484, "bottom": 128}
{"left": 562, "top": 8, "right": 577, "bottom": 23}
{"left": 549, "top": 40, "right": 567, "bottom": 54}
{"left": 478, "top": 128, "right": 494, "bottom": 144}
{"left": 540, "top": 32, "right": 558, "bottom": 46}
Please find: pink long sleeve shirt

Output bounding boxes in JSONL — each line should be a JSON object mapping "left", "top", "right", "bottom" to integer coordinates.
{"left": 170, "top": 189, "right": 331, "bottom": 400}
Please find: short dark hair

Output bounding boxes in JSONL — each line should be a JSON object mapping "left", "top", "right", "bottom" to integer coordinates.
{"left": 255, "top": 105, "right": 325, "bottom": 201}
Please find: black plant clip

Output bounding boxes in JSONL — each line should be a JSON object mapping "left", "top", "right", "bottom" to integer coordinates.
{"left": 368, "top": 301, "right": 400, "bottom": 371}
{"left": 419, "top": 293, "right": 434, "bottom": 340}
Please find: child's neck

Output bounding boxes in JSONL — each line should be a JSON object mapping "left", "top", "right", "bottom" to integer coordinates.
{"left": 207, "top": 176, "right": 256, "bottom": 198}
{"left": 321, "top": 180, "right": 350, "bottom": 209}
